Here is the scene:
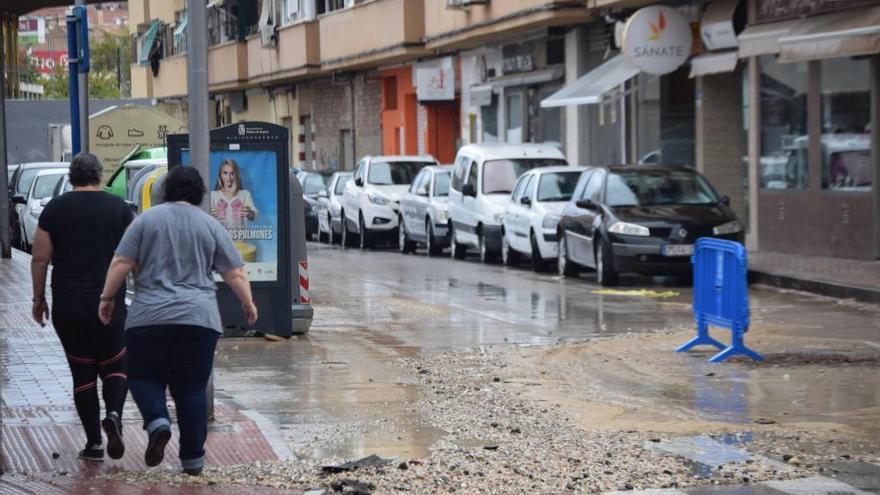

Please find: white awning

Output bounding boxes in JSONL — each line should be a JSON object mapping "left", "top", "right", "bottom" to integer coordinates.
{"left": 689, "top": 50, "right": 738, "bottom": 78}
{"left": 540, "top": 55, "right": 640, "bottom": 108}
{"left": 701, "top": 0, "right": 741, "bottom": 51}
{"left": 778, "top": 6, "right": 880, "bottom": 62}
{"left": 737, "top": 19, "right": 799, "bottom": 58}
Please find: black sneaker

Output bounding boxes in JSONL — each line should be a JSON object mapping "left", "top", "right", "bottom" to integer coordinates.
{"left": 102, "top": 412, "right": 125, "bottom": 460}
{"left": 78, "top": 443, "right": 104, "bottom": 462}
{"left": 144, "top": 425, "right": 171, "bottom": 467}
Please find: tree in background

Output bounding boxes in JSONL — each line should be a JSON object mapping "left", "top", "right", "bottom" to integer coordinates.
{"left": 18, "top": 54, "right": 41, "bottom": 84}
{"left": 40, "top": 27, "right": 132, "bottom": 99}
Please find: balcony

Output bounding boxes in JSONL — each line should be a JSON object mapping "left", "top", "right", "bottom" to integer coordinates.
{"left": 209, "top": 41, "right": 248, "bottom": 91}
{"left": 152, "top": 54, "right": 188, "bottom": 99}
{"left": 423, "top": 0, "right": 590, "bottom": 51}
{"left": 319, "top": 0, "right": 426, "bottom": 71}
{"left": 130, "top": 64, "right": 153, "bottom": 99}
{"left": 247, "top": 20, "right": 321, "bottom": 85}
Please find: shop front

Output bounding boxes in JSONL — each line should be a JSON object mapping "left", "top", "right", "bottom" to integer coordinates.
{"left": 741, "top": 0, "right": 880, "bottom": 259}
{"left": 463, "top": 32, "right": 567, "bottom": 148}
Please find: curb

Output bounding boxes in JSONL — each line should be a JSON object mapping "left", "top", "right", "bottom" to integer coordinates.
{"left": 749, "top": 269, "right": 880, "bottom": 304}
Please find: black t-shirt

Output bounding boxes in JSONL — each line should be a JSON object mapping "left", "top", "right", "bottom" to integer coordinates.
{"left": 39, "top": 191, "right": 133, "bottom": 298}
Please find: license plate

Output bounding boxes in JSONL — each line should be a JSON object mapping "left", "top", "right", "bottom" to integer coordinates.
{"left": 662, "top": 244, "right": 694, "bottom": 256}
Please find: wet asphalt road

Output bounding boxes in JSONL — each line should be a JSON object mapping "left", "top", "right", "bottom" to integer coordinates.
{"left": 214, "top": 241, "right": 880, "bottom": 461}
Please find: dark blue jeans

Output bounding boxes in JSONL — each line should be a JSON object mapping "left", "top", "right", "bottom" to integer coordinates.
{"left": 126, "top": 325, "right": 219, "bottom": 471}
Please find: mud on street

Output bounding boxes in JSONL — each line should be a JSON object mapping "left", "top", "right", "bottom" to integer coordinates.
{"left": 100, "top": 242, "right": 880, "bottom": 494}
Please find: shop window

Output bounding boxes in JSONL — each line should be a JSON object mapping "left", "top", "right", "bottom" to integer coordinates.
{"left": 820, "top": 57, "right": 872, "bottom": 191}
{"left": 482, "top": 94, "right": 499, "bottom": 143}
{"left": 759, "top": 55, "right": 808, "bottom": 190}
{"left": 506, "top": 92, "right": 524, "bottom": 144}
{"left": 635, "top": 66, "right": 695, "bottom": 166}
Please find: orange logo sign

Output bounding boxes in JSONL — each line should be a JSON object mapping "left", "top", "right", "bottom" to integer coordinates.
{"left": 648, "top": 11, "right": 666, "bottom": 41}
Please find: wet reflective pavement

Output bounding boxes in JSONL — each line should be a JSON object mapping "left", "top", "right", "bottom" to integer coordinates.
{"left": 216, "top": 243, "right": 880, "bottom": 463}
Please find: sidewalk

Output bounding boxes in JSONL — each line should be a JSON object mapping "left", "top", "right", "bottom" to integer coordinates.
{"left": 0, "top": 250, "right": 292, "bottom": 494}
{"left": 749, "top": 250, "right": 880, "bottom": 304}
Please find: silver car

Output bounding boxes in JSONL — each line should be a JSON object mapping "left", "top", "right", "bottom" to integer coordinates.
{"left": 398, "top": 165, "right": 452, "bottom": 256}
{"left": 317, "top": 171, "right": 352, "bottom": 244}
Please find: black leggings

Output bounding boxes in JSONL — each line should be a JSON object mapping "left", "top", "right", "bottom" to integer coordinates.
{"left": 52, "top": 294, "right": 128, "bottom": 446}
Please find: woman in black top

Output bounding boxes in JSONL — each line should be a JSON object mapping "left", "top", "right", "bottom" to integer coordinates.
{"left": 31, "top": 153, "right": 132, "bottom": 462}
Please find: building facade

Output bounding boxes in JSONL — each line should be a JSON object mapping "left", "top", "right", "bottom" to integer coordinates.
{"left": 124, "top": 0, "right": 878, "bottom": 260}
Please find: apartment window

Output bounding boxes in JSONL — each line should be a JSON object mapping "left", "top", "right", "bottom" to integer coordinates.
{"left": 208, "top": 5, "right": 240, "bottom": 45}
{"left": 820, "top": 57, "right": 872, "bottom": 191}
{"left": 317, "top": 0, "right": 350, "bottom": 14}
{"left": 759, "top": 55, "right": 808, "bottom": 190}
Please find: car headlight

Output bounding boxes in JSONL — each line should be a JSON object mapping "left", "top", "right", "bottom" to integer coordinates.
{"left": 608, "top": 221, "right": 650, "bottom": 237}
{"left": 542, "top": 213, "right": 561, "bottom": 230}
{"left": 435, "top": 210, "right": 448, "bottom": 223}
{"left": 713, "top": 220, "right": 743, "bottom": 235}
{"left": 493, "top": 212, "right": 504, "bottom": 224}
{"left": 367, "top": 192, "right": 391, "bottom": 205}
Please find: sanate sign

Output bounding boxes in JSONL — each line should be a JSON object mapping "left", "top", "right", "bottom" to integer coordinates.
{"left": 622, "top": 5, "right": 692, "bottom": 76}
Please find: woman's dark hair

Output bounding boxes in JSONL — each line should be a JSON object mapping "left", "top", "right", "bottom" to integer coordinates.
{"left": 164, "top": 166, "right": 206, "bottom": 205}
{"left": 68, "top": 152, "right": 103, "bottom": 187}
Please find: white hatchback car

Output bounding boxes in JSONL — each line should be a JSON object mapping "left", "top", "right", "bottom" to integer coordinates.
{"left": 341, "top": 155, "right": 437, "bottom": 249}
{"left": 316, "top": 171, "right": 352, "bottom": 244}
{"left": 21, "top": 168, "right": 67, "bottom": 251}
{"left": 398, "top": 165, "right": 452, "bottom": 256}
{"left": 447, "top": 143, "right": 567, "bottom": 263}
{"left": 501, "top": 166, "right": 587, "bottom": 271}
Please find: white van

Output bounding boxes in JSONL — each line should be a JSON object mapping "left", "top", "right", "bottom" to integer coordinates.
{"left": 447, "top": 143, "right": 567, "bottom": 263}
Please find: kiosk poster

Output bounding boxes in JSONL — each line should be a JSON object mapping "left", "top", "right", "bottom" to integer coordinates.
{"left": 182, "top": 150, "right": 279, "bottom": 282}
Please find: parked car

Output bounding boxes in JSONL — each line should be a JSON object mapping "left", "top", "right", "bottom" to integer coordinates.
{"left": 556, "top": 165, "right": 744, "bottom": 286}
{"left": 316, "top": 171, "right": 352, "bottom": 244}
{"left": 8, "top": 162, "right": 68, "bottom": 250}
{"left": 501, "top": 166, "right": 587, "bottom": 271}
{"left": 447, "top": 143, "right": 568, "bottom": 263}
{"left": 341, "top": 155, "right": 438, "bottom": 249}
{"left": 18, "top": 168, "right": 67, "bottom": 252}
{"left": 298, "top": 171, "right": 332, "bottom": 240}
{"left": 398, "top": 165, "right": 452, "bottom": 256}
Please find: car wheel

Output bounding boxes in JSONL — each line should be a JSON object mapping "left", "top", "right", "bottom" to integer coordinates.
{"left": 596, "top": 238, "right": 619, "bottom": 287}
{"left": 558, "top": 234, "right": 579, "bottom": 277}
{"left": 426, "top": 221, "right": 441, "bottom": 257}
{"left": 450, "top": 224, "right": 466, "bottom": 260}
{"left": 478, "top": 231, "right": 496, "bottom": 264}
{"left": 398, "top": 216, "right": 416, "bottom": 254}
{"left": 358, "top": 214, "right": 371, "bottom": 250}
{"left": 530, "top": 232, "right": 549, "bottom": 273}
{"left": 501, "top": 233, "right": 519, "bottom": 267}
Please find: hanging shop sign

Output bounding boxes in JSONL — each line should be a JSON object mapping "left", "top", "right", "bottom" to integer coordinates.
{"left": 622, "top": 5, "right": 693, "bottom": 75}
{"left": 417, "top": 67, "right": 455, "bottom": 101}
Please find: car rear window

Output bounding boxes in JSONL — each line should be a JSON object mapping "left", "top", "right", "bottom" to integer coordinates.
{"left": 334, "top": 175, "right": 351, "bottom": 194}
{"left": 482, "top": 159, "right": 566, "bottom": 195}
{"left": 16, "top": 168, "right": 40, "bottom": 195}
{"left": 605, "top": 170, "right": 719, "bottom": 207}
{"left": 302, "top": 174, "right": 326, "bottom": 195}
{"left": 433, "top": 172, "right": 450, "bottom": 196}
{"left": 33, "top": 174, "right": 63, "bottom": 199}
{"left": 536, "top": 171, "right": 581, "bottom": 202}
{"left": 368, "top": 162, "right": 428, "bottom": 185}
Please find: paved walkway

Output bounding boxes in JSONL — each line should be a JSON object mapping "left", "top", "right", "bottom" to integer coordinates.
{"left": 0, "top": 250, "right": 291, "bottom": 494}
{"left": 749, "top": 250, "right": 880, "bottom": 303}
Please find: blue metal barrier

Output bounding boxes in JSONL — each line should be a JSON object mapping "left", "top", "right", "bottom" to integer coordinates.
{"left": 677, "top": 238, "right": 763, "bottom": 363}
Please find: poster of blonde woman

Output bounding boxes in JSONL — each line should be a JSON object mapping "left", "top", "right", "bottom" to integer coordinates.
{"left": 211, "top": 159, "right": 259, "bottom": 229}
{"left": 183, "top": 150, "right": 279, "bottom": 282}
